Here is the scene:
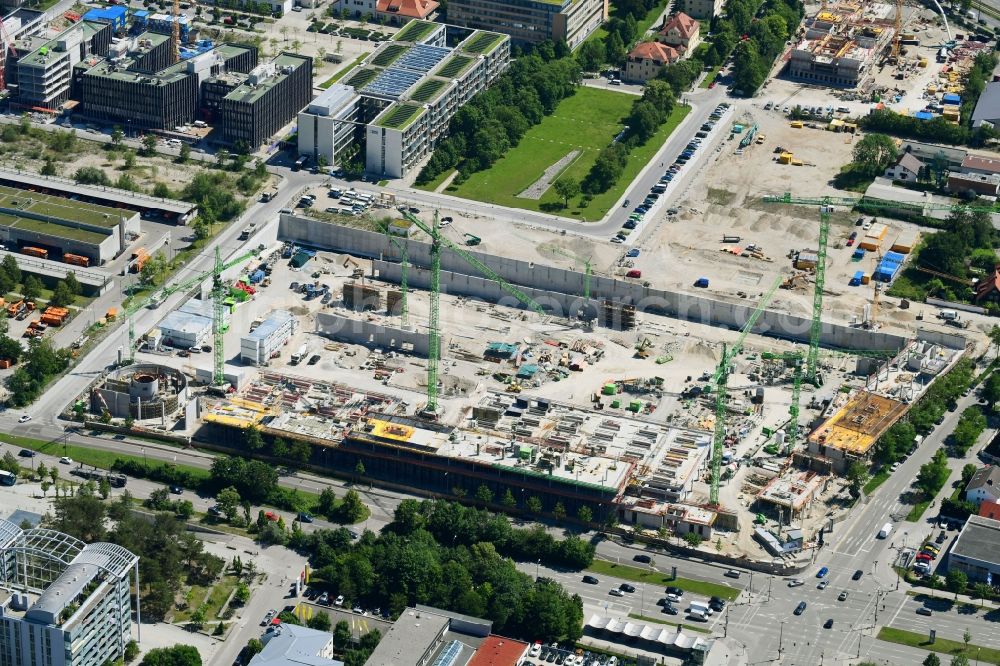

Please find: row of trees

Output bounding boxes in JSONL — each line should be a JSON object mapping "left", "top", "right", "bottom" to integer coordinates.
{"left": 415, "top": 46, "right": 581, "bottom": 185}
{"left": 730, "top": 0, "right": 802, "bottom": 95}
{"left": 948, "top": 406, "right": 987, "bottom": 455}
{"left": 6, "top": 338, "right": 70, "bottom": 406}
{"left": 873, "top": 358, "right": 975, "bottom": 466}
{"left": 389, "top": 499, "right": 596, "bottom": 569}
{"left": 287, "top": 500, "right": 587, "bottom": 642}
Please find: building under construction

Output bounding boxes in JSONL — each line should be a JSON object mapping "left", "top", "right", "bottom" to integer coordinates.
{"left": 787, "top": 1, "right": 896, "bottom": 88}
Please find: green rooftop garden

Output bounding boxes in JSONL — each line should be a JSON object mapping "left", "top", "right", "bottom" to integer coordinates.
{"left": 436, "top": 55, "right": 473, "bottom": 79}
{"left": 377, "top": 103, "right": 424, "bottom": 130}
{"left": 0, "top": 186, "right": 123, "bottom": 228}
{"left": 372, "top": 44, "right": 408, "bottom": 67}
{"left": 461, "top": 32, "right": 505, "bottom": 54}
{"left": 345, "top": 67, "right": 380, "bottom": 89}
{"left": 394, "top": 20, "right": 436, "bottom": 43}
{"left": 12, "top": 217, "right": 108, "bottom": 244}
{"left": 410, "top": 78, "right": 447, "bottom": 103}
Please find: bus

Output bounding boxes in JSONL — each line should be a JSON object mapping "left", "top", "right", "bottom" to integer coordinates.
{"left": 0, "top": 470, "right": 16, "bottom": 486}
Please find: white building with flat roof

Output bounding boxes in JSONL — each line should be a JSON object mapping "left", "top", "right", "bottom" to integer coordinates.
{"left": 297, "top": 85, "right": 362, "bottom": 169}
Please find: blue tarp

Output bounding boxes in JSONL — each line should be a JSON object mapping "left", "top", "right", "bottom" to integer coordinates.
{"left": 943, "top": 93, "right": 961, "bottom": 104}
{"left": 914, "top": 111, "right": 934, "bottom": 120}
{"left": 884, "top": 251, "right": 906, "bottom": 263}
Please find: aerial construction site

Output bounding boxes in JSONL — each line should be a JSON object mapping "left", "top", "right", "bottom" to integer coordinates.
{"left": 63, "top": 184, "right": 973, "bottom": 565}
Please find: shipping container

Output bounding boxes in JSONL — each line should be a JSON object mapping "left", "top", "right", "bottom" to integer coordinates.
{"left": 890, "top": 230, "right": 919, "bottom": 254}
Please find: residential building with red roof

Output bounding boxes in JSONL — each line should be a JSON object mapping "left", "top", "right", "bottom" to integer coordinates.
{"left": 678, "top": 0, "right": 721, "bottom": 19}
{"left": 658, "top": 12, "right": 700, "bottom": 56}
{"left": 975, "top": 265, "right": 1000, "bottom": 304}
{"left": 981, "top": 499, "right": 1000, "bottom": 521}
{"left": 624, "top": 42, "right": 679, "bottom": 83}
{"left": 375, "top": 0, "right": 439, "bottom": 25}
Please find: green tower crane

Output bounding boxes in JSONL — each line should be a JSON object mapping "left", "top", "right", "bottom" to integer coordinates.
{"left": 709, "top": 276, "right": 781, "bottom": 506}
{"left": 384, "top": 230, "right": 409, "bottom": 328}
{"left": 400, "top": 210, "right": 546, "bottom": 415}
{"left": 550, "top": 247, "right": 593, "bottom": 301}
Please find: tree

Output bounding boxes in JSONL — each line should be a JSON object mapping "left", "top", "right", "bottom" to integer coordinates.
{"left": 475, "top": 484, "right": 494, "bottom": 505}
{"left": 36, "top": 461, "right": 47, "bottom": 483}
{"left": 217, "top": 486, "right": 242, "bottom": 522}
{"left": 98, "top": 477, "right": 111, "bottom": 500}
{"left": 140, "top": 644, "right": 202, "bottom": 666}
{"left": 244, "top": 426, "right": 265, "bottom": 451}
{"left": 63, "top": 271, "right": 81, "bottom": 296}
{"left": 552, "top": 501, "right": 566, "bottom": 522}
{"left": 111, "top": 127, "right": 124, "bottom": 147}
{"left": 141, "top": 134, "right": 158, "bottom": 156}
{"left": 178, "top": 143, "right": 191, "bottom": 163}
{"left": 50, "top": 281, "right": 75, "bottom": 308}
{"left": 526, "top": 496, "right": 543, "bottom": 514}
{"left": 307, "top": 611, "right": 332, "bottom": 631}
{"left": 335, "top": 490, "right": 366, "bottom": 524}
{"left": 21, "top": 275, "right": 42, "bottom": 301}
{"left": 333, "top": 620, "right": 352, "bottom": 650}
{"left": 916, "top": 450, "right": 950, "bottom": 498}
{"left": 216, "top": 149, "right": 230, "bottom": 169}
{"left": 682, "top": 532, "right": 703, "bottom": 547}
{"left": 41, "top": 157, "right": 58, "bottom": 176}
{"left": 928, "top": 573, "right": 942, "bottom": 598}
{"left": 123, "top": 150, "right": 137, "bottom": 170}
{"left": 846, "top": 460, "right": 870, "bottom": 498}
{"left": 501, "top": 489, "right": 517, "bottom": 509}
{"left": 40, "top": 480, "right": 51, "bottom": 497}
{"left": 961, "top": 464, "right": 979, "bottom": 488}
{"left": 1, "top": 254, "right": 21, "bottom": 287}
{"left": 947, "top": 570, "right": 968, "bottom": 599}
{"left": 552, "top": 177, "right": 580, "bottom": 208}
{"left": 125, "top": 640, "right": 140, "bottom": 662}
{"left": 951, "top": 655, "right": 970, "bottom": 666}
{"left": 982, "top": 372, "right": 1000, "bottom": 410}
{"left": 923, "top": 654, "right": 941, "bottom": 666}
{"left": 973, "top": 581, "right": 993, "bottom": 607}
{"left": 852, "top": 133, "right": 898, "bottom": 177}
{"left": 317, "top": 487, "right": 338, "bottom": 517}
{"left": 49, "top": 466, "right": 58, "bottom": 485}
{"left": 577, "top": 505, "right": 592, "bottom": 524}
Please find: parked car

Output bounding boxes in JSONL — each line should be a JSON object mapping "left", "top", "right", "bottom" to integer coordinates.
{"left": 18, "top": 414, "right": 31, "bottom": 423}
{"left": 609, "top": 589, "right": 625, "bottom": 597}
{"left": 334, "top": 595, "right": 344, "bottom": 607}
{"left": 169, "top": 485, "right": 183, "bottom": 494}
{"left": 724, "top": 569, "right": 741, "bottom": 579}
{"left": 583, "top": 575, "right": 599, "bottom": 584}
{"left": 852, "top": 569, "right": 864, "bottom": 581}
{"left": 619, "top": 583, "right": 636, "bottom": 593}
{"left": 916, "top": 607, "right": 933, "bottom": 616}
{"left": 817, "top": 580, "right": 828, "bottom": 590}
{"left": 787, "top": 579, "right": 804, "bottom": 587}
{"left": 794, "top": 601, "right": 807, "bottom": 615}
{"left": 823, "top": 618, "right": 834, "bottom": 629}
{"left": 633, "top": 554, "right": 651, "bottom": 563}
{"left": 297, "top": 512, "right": 314, "bottom": 523}
{"left": 838, "top": 591, "right": 849, "bottom": 601}
{"left": 709, "top": 597, "right": 726, "bottom": 611}
{"left": 816, "top": 567, "right": 829, "bottom": 578}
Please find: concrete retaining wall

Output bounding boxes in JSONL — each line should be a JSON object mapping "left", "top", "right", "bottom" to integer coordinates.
{"left": 315, "top": 311, "right": 438, "bottom": 356}
{"left": 281, "top": 214, "right": 910, "bottom": 352}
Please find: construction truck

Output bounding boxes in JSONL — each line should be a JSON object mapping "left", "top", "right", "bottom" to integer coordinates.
{"left": 21, "top": 246, "right": 48, "bottom": 260}
{"left": 6, "top": 300, "right": 25, "bottom": 319}
{"left": 63, "top": 253, "right": 90, "bottom": 267}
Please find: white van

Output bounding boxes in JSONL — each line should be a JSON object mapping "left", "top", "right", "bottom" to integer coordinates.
{"left": 689, "top": 600, "right": 713, "bottom": 617}
{"left": 878, "top": 522, "right": 893, "bottom": 539}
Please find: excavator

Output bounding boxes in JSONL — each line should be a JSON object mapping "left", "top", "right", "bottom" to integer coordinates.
{"left": 343, "top": 257, "right": 364, "bottom": 281}
{"left": 634, "top": 338, "right": 653, "bottom": 359}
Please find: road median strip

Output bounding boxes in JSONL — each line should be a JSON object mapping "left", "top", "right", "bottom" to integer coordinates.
{"left": 588, "top": 559, "right": 739, "bottom": 600}
{"left": 627, "top": 612, "right": 711, "bottom": 633}
{"left": 877, "top": 627, "right": 1000, "bottom": 664}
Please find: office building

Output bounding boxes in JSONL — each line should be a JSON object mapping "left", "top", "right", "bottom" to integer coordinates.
{"left": 307, "top": 22, "right": 509, "bottom": 178}
{"left": 446, "top": 0, "right": 605, "bottom": 49}
{"left": 215, "top": 52, "right": 313, "bottom": 149}
{"left": 365, "top": 606, "right": 496, "bottom": 666}
{"left": 678, "top": 0, "right": 722, "bottom": 19}
{"left": 241, "top": 309, "right": 296, "bottom": 365}
{"left": 297, "top": 85, "right": 362, "bottom": 168}
{"left": 15, "top": 19, "right": 112, "bottom": 109}
{"left": 77, "top": 44, "right": 257, "bottom": 132}
{"left": 0, "top": 519, "right": 140, "bottom": 666}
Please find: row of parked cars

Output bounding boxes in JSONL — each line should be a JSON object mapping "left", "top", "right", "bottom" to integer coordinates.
{"left": 611, "top": 103, "right": 728, "bottom": 243}
{"left": 527, "top": 641, "right": 620, "bottom": 666}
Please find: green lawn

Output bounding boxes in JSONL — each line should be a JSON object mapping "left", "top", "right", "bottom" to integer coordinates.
{"left": 588, "top": 559, "right": 740, "bottom": 600}
{"left": 628, "top": 613, "right": 711, "bottom": 633}
{"left": 878, "top": 627, "right": 1000, "bottom": 664}
{"left": 906, "top": 499, "right": 932, "bottom": 522}
{"left": 319, "top": 52, "right": 369, "bottom": 89}
{"left": 863, "top": 469, "right": 890, "bottom": 495}
{"left": 442, "top": 87, "right": 689, "bottom": 221}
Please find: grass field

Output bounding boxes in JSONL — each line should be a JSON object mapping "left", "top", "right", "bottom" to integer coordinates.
{"left": 878, "top": 627, "right": 1000, "bottom": 664}
{"left": 588, "top": 559, "right": 740, "bottom": 600}
{"left": 439, "top": 87, "right": 689, "bottom": 221}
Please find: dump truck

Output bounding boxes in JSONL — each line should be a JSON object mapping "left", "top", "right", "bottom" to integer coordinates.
{"left": 6, "top": 300, "right": 25, "bottom": 318}
{"left": 21, "top": 246, "right": 48, "bottom": 259}
{"left": 63, "top": 253, "right": 90, "bottom": 267}
{"left": 106, "top": 307, "right": 118, "bottom": 322}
